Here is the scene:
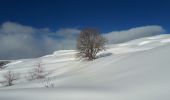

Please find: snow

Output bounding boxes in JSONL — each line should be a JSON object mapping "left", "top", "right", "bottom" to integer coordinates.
{"left": 0, "top": 34, "right": 170, "bottom": 100}
{"left": 138, "top": 41, "right": 151, "bottom": 45}
{"left": 5, "top": 60, "right": 22, "bottom": 66}
{"left": 118, "top": 43, "right": 129, "bottom": 46}
{"left": 161, "top": 39, "right": 170, "bottom": 43}
{"left": 147, "top": 35, "right": 165, "bottom": 39}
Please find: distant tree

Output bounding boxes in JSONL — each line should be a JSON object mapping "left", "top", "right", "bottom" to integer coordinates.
{"left": 26, "top": 62, "right": 47, "bottom": 81}
{"left": 1, "top": 70, "right": 20, "bottom": 86}
{"left": 77, "top": 29, "right": 106, "bottom": 60}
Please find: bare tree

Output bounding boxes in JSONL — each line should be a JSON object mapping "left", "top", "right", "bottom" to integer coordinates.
{"left": 1, "top": 70, "right": 20, "bottom": 86}
{"left": 77, "top": 29, "right": 106, "bottom": 60}
{"left": 26, "top": 62, "right": 47, "bottom": 81}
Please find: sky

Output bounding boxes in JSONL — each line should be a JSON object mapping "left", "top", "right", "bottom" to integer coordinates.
{"left": 0, "top": 0, "right": 169, "bottom": 59}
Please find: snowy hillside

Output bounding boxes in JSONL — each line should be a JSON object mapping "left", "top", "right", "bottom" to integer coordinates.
{"left": 0, "top": 34, "right": 170, "bottom": 100}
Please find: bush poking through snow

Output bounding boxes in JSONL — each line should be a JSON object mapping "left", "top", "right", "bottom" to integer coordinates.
{"left": 26, "top": 62, "right": 48, "bottom": 81}
{"left": 1, "top": 70, "right": 20, "bottom": 86}
{"left": 43, "top": 77, "right": 54, "bottom": 88}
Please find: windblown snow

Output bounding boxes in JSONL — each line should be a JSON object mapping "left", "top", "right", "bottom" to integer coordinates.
{"left": 0, "top": 34, "right": 170, "bottom": 100}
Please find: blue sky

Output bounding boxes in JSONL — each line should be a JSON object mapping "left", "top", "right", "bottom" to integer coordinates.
{"left": 0, "top": 0, "right": 170, "bottom": 32}
{"left": 0, "top": 0, "right": 169, "bottom": 59}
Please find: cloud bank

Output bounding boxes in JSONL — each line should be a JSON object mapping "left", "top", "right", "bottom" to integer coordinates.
{"left": 0, "top": 21, "right": 80, "bottom": 59}
{"left": 0, "top": 21, "right": 166, "bottom": 59}
{"left": 104, "top": 25, "right": 166, "bottom": 44}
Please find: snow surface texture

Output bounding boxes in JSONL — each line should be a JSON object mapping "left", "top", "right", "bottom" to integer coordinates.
{"left": 0, "top": 34, "right": 170, "bottom": 100}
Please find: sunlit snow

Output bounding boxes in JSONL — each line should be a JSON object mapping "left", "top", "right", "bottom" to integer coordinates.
{"left": 0, "top": 34, "right": 170, "bottom": 100}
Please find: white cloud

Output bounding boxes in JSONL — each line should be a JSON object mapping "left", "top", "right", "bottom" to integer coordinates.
{"left": 0, "top": 21, "right": 80, "bottom": 59}
{"left": 0, "top": 22, "right": 166, "bottom": 60}
{"left": 0, "top": 21, "right": 35, "bottom": 34}
{"left": 104, "top": 25, "right": 166, "bottom": 44}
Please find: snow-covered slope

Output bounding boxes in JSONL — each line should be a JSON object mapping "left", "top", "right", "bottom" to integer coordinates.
{"left": 0, "top": 34, "right": 170, "bottom": 100}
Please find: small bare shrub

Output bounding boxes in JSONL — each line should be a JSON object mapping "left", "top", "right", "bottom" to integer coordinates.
{"left": 43, "top": 77, "right": 54, "bottom": 88}
{"left": 26, "top": 62, "right": 48, "bottom": 81}
{"left": 1, "top": 70, "right": 20, "bottom": 86}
